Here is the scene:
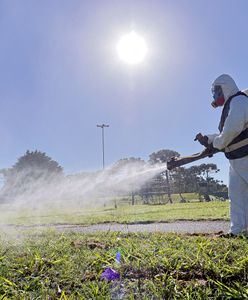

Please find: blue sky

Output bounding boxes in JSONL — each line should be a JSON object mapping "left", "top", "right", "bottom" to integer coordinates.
{"left": 0, "top": 0, "right": 248, "bottom": 184}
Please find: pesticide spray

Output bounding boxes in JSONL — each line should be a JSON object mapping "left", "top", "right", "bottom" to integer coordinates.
{"left": 0, "top": 161, "right": 168, "bottom": 225}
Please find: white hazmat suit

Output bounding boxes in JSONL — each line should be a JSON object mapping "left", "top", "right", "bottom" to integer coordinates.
{"left": 207, "top": 74, "right": 248, "bottom": 235}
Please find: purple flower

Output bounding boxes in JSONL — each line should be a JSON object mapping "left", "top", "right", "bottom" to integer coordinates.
{"left": 101, "top": 267, "right": 120, "bottom": 281}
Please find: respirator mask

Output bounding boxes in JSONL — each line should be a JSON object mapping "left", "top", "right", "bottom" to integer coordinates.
{"left": 211, "top": 85, "right": 225, "bottom": 108}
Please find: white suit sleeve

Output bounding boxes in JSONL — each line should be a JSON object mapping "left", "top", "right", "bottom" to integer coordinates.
{"left": 213, "top": 97, "right": 248, "bottom": 150}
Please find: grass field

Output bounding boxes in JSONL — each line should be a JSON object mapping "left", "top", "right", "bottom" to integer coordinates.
{"left": 0, "top": 230, "right": 248, "bottom": 299}
{"left": 1, "top": 197, "right": 241, "bottom": 299}
{"left": 0, "top": 198, "right": 229, "bottom": 225}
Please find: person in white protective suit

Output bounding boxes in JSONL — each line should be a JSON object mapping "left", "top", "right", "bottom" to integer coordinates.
{"left": 197, "top": 74, "right": 248, "bottom": 236}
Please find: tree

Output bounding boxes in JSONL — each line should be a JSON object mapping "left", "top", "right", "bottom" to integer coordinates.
{"left": 183, "top": 166, "right": 201, "bottom": 193}
{"left": 109, "top": 157, "right": 146, "bottom": 205}
{"left": 111, "top": 157, "right": 145, "bottom": 172}
{"left": 194, "top": 163, "right": 218, "bottom": 201}
{"left": 148, "top": 149, "right": 180, "bottom": 204}
{"left": 12, "top": 150, "right": 63, "bottom": 174}
{"left": 181, "top": 163, "right": 220, "bottom": 201}
{"left": 148, "top": 149, "right": 180, "bottom": 164}
{"left": 0, "top": 150, "right": 63, "bottom": 200}
{"left": 170, "top": 167, "right": 188, "bottom": 202}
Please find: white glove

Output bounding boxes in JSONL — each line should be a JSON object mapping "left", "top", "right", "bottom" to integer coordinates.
{"left": 206, "top": 134, "right": 219, "bottom": 144}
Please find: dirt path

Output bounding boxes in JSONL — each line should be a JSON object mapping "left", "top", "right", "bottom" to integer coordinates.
{"left": 54, "top": 220, "right": 230, "bottom": 234}
{"left": 1, "top": 220, "right": 230, "bottom": 234}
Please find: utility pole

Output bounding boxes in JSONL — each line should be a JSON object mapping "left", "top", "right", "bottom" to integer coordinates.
{"left": 97, "top": 124, "right": 109, "bottom": 169}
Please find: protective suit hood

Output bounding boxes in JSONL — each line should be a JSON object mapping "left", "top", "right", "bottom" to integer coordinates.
{"left": 212, "top": 74, "right": 239, "bottom": 103}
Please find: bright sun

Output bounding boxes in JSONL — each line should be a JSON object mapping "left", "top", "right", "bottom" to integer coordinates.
{"left": 116, "top": 31, "right": 148, "bottom": 64}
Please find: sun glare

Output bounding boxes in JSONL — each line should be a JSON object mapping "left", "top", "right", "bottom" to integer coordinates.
{"left": 116, "top": 31, "right": 148, "bottom": 65}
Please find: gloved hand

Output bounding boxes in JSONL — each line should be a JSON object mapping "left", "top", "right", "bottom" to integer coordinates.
{"left": 194, "top": 133, "right": 210, "bottom": 148}
{"left": 195, "top": 133, "right": 221, "bottom": 154}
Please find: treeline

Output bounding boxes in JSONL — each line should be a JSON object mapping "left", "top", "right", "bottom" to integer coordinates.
{"left": 0, "top": 149, "right": 227, "bottom": 203}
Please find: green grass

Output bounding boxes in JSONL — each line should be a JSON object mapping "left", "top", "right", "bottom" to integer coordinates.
{"left": 0, "top": 201, "right": 229, "bottom": 225}
{"left": 0, "top": 230, "right": 247, "bottom": 299}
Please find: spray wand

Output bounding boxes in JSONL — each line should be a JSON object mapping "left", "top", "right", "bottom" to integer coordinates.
{"left": 167, "top": 134, "right": 220, "bottom": 170}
